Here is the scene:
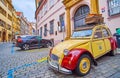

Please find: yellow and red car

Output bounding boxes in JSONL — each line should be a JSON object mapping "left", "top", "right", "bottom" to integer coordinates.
{"left": 48, "top": 25, "right": 117, "bottom": 76}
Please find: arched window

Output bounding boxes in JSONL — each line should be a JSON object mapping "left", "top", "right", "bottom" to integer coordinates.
{"left": 74, "top": 5, "right": 90, "bottom": 29}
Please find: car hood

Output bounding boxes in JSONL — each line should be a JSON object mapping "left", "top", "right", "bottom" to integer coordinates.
{"left": 51, "top": 39, "right": 90, "bottom": 57}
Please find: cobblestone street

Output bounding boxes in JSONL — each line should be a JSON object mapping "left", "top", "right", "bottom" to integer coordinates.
{"left": 0, "top": 43, "right": 120, "bottom": 78}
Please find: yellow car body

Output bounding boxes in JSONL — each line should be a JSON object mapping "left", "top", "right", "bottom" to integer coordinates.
{"left": 48, "top": 25, "right": 117, "bottom": 76}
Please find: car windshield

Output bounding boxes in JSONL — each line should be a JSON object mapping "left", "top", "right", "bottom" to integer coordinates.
{"left": 26, "top": 36, "right": 36, "bottom": 39}
{"left": 72, "top": 29, "right": 93, "bottom": 38}
{"left": 20, "top": 36, "right": 35, "bottom": 39}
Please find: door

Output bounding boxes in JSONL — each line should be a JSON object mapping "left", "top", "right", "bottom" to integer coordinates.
{"left": 92, "top": 28, "right": 105, "bottom": 58}
{"left": 102, "top": 28, "right": 111, "bottom": 52}
{"left": 30, "top": 36, "right": 39, "bottom": 47}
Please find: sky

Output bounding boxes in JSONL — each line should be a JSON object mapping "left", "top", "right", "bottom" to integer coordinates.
{"left": 12, "top": 0, "right": 36, "bottom": 22}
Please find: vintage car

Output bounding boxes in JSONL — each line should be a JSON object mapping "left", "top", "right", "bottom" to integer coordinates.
{"left": 48, "top": 25, "right": 117, "bottom": 76}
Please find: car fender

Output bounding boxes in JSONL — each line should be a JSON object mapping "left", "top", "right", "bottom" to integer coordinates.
{"left": 108, "top": 37, "right": 118, "bottom": 50}
{"left": 61, "top": 49, "right": 94, "bottom": 70}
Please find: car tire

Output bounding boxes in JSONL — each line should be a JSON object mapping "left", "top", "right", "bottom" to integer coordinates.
{"left": 46, "top": 42, "right": 51, "bottom": 48}
{"left": 22, "top": 44, "right": 29, "bottom": 50}
{"left": 75, "top": 54, "right": 91, "bottom": 76}
{"left": 109, "top": 49, "right": 117, "bottom": 56}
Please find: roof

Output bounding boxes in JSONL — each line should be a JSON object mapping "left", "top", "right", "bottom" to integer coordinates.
{"left": 16, "top": 12, "right": 22, "bottom": 16}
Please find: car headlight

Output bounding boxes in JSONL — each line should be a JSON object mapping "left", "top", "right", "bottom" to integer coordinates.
{"left": 63, "top": 49, "right": 69, "bottom": 56}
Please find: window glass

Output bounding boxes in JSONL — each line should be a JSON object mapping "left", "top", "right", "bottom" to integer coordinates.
{"left": 102, "top": 28, "right": 109, "bottom": 37}
{"left": 94, "top": 31, "right": 102, "bottom": 39}
{"left": 44, "top": 24, "right": 47, "bottom": 36}
{"left": 44, "top": 3, "right": 48, "bottom": 13}
{"left": 108, "top": 0, "right": 120, "bottom": 16}
{"left": 59, "top": 14, "right": 65, "bottom": 32}
{"left": 40, "top": 27, "right": 42, "bottom": 37}
{"left": 72, "top": 29, "right": 92, "bottom": 38}
{"left": 49, "top": 0, "right": 54, "bottom": 7}
{"left": 50, "top": 20, "right": 54, "bottom": 34}
{"left": 74, "top": 5, "right": 90, "bottom": 29}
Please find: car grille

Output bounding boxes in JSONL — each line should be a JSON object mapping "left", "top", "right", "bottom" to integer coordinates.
{"left": 50, "top": 54, "right": 59, "bottom": 61}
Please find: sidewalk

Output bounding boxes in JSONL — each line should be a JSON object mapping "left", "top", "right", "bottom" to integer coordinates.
{"left": 0, "top": 42, "right": 13, "bottom": 46}
{"left": 117, "top": 48, "right": 120, "bottom": 54}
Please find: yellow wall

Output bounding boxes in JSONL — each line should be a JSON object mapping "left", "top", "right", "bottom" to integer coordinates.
{"left": 12, "top": 10, "right": 20, "bottom": 38}
{"left": 0, "top": 0, "right": 13, "bottom": 42}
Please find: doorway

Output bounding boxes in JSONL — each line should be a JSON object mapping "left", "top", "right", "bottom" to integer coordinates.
{"left": 2, "top": 31, "right": 6, "bottom": 42}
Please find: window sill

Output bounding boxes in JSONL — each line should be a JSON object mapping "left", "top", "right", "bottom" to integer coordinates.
{"left": 50, "top": 33, "right": 54, "bottom": 35}
{"left": 108, "top": 13, "right": 120, "bottom": 19}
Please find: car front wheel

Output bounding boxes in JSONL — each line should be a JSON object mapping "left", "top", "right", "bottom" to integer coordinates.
{"left": 46, "top": 42, "right": 52, "bottom": 48}
{"left": 76, "top": 54, "right": 91, "bottom": 76}
{"left": 22, "top": 44, "right": 29, "bottom": 50}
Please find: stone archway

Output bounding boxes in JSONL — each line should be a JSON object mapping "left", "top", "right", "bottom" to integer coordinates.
{"left": 74, "top": 5, "right": 90, "bottom": 29}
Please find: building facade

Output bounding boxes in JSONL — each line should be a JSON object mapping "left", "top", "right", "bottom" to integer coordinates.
{"left": 0, "top": 0, "right": 13, "bottom": 42}
{"left": 99, "top": 0, "right": 120, "bottom": 34}
{"left": 12, "top": 9, "right": 20, "bottom": 39}
{"left": 63, "top": 0, "right": 120, "bottom": 37}
{"left": 29, "top": 22, "right": 36, "bottom": 35}
{"left": 35, "top": 0, "right": 66, "bottom": 45}
{"left": 36, "top": 0, "right": 120, "bottom": 45}
{"left": 16, "top": 12, "right": 30, "bottom": 35}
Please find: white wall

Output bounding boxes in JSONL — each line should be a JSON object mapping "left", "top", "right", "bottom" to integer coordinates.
{"left": 37, "top": 0, "right": 66, "bottom": 45}
{"left": 99, "top": 0, "right": 120, "bottom": 34}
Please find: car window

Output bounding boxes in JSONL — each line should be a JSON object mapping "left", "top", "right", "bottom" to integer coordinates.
{"left": 102, "top": 28, "right": 109, "bottom": 37}
{"left": 94, "top": 31, "right": 102, "bottom": 39}
{"left": 72, "top": 29, "right": 92, "bottom": 38}
{"left": 30, "top": 36, "right": 36, "bottom": 39}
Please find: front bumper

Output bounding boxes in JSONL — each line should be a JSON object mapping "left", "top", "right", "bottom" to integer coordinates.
{"left": 47, "top": 58, "right": 72, "bottom": 74}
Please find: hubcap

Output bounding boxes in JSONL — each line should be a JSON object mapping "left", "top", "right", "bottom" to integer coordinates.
{"left": 47, "top": 43, "right": 50, "bottom": 47}
{"left": 24, "top": 44, "right": 29, "bottom": 50}
{"left": 79, "top": 57, "right": 90, "bottom": 74}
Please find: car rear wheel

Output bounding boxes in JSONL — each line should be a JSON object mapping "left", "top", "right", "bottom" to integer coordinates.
{"left": 75, "top": 54, "right": 91, "bottom": 76}
{"left": 22, "top": 44, "right": 29, "bottom": 50}
{"left": 109, "top": 48, "right": 117, "bottom": 56}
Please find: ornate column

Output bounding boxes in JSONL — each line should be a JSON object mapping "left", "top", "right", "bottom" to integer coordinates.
{"left": 90, "top": 0, "right": 99, "bottom": 14}
{"left": 65, "top": 8, "right": 71, "bottom": 40}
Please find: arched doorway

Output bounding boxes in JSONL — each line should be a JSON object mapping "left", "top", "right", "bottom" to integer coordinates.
{"left": 2, "top": 31, "right": 6, "bottom": 42}
{"left": 74, "top": 5, "right": 90, "bottom": 29}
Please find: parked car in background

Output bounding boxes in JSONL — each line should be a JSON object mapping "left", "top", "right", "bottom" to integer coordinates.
{"left": 48, "top": 25, "right": 117, "bottom": 76}
{"left": 16, "top": 35, "right": 53, "bottom": 50}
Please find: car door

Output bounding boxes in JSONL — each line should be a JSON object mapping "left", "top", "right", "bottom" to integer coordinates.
{"left": 102, "top": 27, "right": 111, "bottom": 52}
{"left": 30, "top": 36, "right": 38, "bottom": 47}
{"left": 40, "top": 39, "right": 47, "bottom": 47}
{"left": 92, "top": 27, "right": 106, "bottom": 58}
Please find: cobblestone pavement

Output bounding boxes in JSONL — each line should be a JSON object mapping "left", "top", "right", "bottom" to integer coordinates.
{"left": 0, "top": 43, "right": 120, "bottom": 78}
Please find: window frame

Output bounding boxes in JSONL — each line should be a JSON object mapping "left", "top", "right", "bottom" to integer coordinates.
{"left": 49, "top": 20, "right": 54, "bottom": 35}
{"left": 93, "top": 27, "right": 103, "bottom": 39}
{"left": 40, "top": 27, "right": 42, "bottom": 37}
{"left": 102, "top": 28, "right": 110, "bottom": 38}
{"left": 59, "top": 13, "right": 65, "bottom": 32}
{"left": 44, "top": 24, "right": 47, "bottom": 36}
{"left": 108, "top": 0, "right": 120, "bottom": 16}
